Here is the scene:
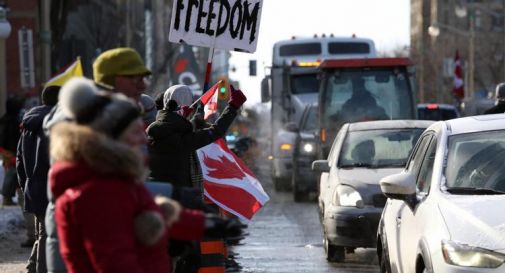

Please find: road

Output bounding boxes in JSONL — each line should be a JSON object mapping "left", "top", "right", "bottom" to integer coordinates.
{"left": 229, "top": 164, "right": 380, "bottom": 273}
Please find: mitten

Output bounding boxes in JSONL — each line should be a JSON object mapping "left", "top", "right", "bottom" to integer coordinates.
{"left": 228, "top": 85, "right": 247, "bottom": 109}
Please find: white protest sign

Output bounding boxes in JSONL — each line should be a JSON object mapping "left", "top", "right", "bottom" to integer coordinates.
{"left": 169, "top": 0, "right": 263, "bottom": 53}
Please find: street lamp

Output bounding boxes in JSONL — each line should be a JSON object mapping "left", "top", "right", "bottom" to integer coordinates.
{"left": 0, "top": 6, "right": 11, "bottom": 117}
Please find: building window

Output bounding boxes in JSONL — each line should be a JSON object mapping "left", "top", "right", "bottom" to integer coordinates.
{"left": 491, "top": 10, "right": 504, "bottom": 32}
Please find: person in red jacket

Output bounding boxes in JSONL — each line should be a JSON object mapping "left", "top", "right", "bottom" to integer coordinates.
{"left": 48, "top": 78, "right": 206, "bottom": 273}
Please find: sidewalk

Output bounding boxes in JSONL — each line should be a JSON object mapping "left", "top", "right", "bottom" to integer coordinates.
{"left": 0, "top": 198, "right": 31, "bottom": 273}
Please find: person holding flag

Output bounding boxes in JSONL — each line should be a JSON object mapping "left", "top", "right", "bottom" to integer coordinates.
{"left": 147, "top": 83, "right": 246, "bottom": 189}
{"left": 146, "top": 82, "right": 246, "bottom": 272}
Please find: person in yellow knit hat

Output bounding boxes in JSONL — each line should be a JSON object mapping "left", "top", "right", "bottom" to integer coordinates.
{"left": 93, "top": 47, "right": 151, "bottom": 101}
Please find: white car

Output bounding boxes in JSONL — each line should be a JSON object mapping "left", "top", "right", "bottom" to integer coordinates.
{"left": 378, "top": 114, "right": 505, "bottom": 273}
{"left": 312, "top": 120, "right": 433, "bottom": 262}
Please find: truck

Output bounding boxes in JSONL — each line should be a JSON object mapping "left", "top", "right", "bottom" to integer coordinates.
{"left": 261, "top": 36, "right": 377, "bottom": 191}
{"left": 317, "top": 58, "right": 418, "bottom": 159}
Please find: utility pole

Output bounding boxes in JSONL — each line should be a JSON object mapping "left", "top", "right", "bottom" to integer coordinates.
{"left": 469, "top": 11, "right": 475, "bottom": 99}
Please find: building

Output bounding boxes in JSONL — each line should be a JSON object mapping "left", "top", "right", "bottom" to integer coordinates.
{"left": 411, "top": 0, "right": 505, "bottom": 104}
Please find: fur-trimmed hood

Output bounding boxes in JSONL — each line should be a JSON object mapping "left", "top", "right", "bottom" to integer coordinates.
{"left": 49, "top": 122, "right": 147, "bottom": 198}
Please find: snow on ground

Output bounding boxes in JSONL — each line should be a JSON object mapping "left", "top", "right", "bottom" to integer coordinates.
{"left": 0, "top": 196, "right": 31, "bottom": 273}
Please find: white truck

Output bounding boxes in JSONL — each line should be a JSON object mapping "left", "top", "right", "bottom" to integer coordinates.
{"left": 261, "top": 36, "right": 377, "bottom": 190}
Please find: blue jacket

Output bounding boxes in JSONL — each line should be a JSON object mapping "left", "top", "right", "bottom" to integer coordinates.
{"left": 16, "top": 105, "right": 52, "bottom": 215}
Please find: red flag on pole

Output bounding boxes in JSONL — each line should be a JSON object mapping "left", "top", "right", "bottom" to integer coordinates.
{"left": 453, "top": 50, "right": 464, "bottom": 99}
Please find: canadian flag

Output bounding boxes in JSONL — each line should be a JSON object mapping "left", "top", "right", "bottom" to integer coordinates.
{"left": 204, "top": 86, "right": 219, "bottom": 120}
{"left": 197, "top": 140, "right": 269, "bottom": 221}
{"left": 196, "top": 84, "right": 269, "bottom": 221}
{"left": 453, "top": 50, "right": 464, "bottom": 99}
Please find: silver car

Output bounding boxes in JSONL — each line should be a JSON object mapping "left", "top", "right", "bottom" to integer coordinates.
{"left": 312, "top": 120, "right": 433, "bottom": 262}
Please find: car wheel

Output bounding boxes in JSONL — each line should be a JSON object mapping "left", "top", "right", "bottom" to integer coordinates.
{"left": 324, "top": 237, "right": 345, "bottom": 262}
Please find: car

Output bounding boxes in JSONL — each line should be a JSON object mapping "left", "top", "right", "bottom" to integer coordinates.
{"left": 312, "top": 120, "right": 433, "bottom": 262}
{"left": 291, "top": 104, "right": 319, "bottom": 202}
{"left": 378, "top": 114, "right": 505, "bottom": 273}
{"left": 417, "top": 103, "right": 460, "bottom": 121}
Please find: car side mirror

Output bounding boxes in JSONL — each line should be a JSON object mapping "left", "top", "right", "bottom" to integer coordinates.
{"left": 380, "top": 172, "right": 417, "bottom": 209}
{"left": 312, "top": 160, "right": 330, "bottom": 173}
{"left": 284, "top": 122, "right": 299, "bottom": 133}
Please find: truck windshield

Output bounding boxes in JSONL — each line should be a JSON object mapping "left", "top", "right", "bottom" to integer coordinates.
{"left": 291, "top": 74, "right": 319, "bottom": 94}
{"left": 322, "top": 68, "right": 414, "bottom": 128}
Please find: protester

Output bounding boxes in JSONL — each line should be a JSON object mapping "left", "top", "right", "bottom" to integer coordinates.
{"left": 17, "top": 86, "right": 60, "bottom": 273}
{"left": 92, "top": 47, "right": 156, "bottom": 126}
{"left": 484, "top": 83, "right": 505, "bottom": 114}
{"left": 1, "top": 97, "right": 23, "bottom": 205}
{"left": 49, "top": 78, "right": 207, "bottom": 273}
{"left": 147, "top": 84, "right": 246, "bottom": 189}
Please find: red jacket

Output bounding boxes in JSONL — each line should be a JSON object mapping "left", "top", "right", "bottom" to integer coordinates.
{"left": 49, "top": 123, "right": 205, "bottom": 273}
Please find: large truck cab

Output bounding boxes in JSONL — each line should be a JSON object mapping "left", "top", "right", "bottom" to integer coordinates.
{"left": 317, "top": 58, "right": 417, "bottom": 158}
{"left": 262, "top": 36, "right": 377, "bottom": 190}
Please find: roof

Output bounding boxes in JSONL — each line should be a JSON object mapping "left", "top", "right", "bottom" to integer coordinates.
{"left": 444, "top": 114, "right": 505, "bottom": 135}
{"left": 348, "top": 120, "right": 435, "bottom": 132}
{"left": 274, "top": 36, "right": 375, "bottom": 47}
{"left": 320, "top": 58, "right": 413, "bottom": 69}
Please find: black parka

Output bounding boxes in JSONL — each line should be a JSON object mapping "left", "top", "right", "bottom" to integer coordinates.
{"left": 147, "top": 106, "right": 237, "bottom": 188}
{"left": 16, "top": 105, "right": 52, "bottom": 215}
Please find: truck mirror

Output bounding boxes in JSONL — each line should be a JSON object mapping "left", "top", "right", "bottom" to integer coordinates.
{"left": 261, "top": 76, "right": 271, "bottom": 102}
{"left": 249, "top": 60, "right": 257, "bottom": 76}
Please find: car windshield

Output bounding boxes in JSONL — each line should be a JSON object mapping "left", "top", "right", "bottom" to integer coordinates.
{"left": 445, "top": 130, "right": 505, "bottom": 194}
{"left": 338, "top": 128, "right": 424, "bottom": 168}
{"left": 290, "top": 74, "right": 319, "bottom": 94}
{"left": 322, "top": 68, "right": 414, "bottom": 128}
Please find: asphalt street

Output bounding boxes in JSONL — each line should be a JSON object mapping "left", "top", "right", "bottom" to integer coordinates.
{"left": 229, "top": 164, "right": 380, "bottom": 273}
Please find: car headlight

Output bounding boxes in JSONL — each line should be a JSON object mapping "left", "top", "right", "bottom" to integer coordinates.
{"left": 442, "top": 240, "right": 505, "bottom": 268}
{"left": 301, "top": 141, "right": 315, "bottom": 155}
{"left": 333, "top": 185, "right": 364, "bottom": 207}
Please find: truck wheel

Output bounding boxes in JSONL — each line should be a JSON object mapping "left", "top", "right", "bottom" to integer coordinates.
{"left": 324, "top": 238, "right": 345, "bottom": 262}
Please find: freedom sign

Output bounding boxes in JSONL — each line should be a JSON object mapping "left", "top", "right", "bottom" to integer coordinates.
{"left": 169, "top": 0, "right": 263, "bottom": 53}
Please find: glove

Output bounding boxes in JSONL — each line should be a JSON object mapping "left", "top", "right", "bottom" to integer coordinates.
{"left": 177, "top": 105, "right": 195, "bottom": 118}
{"left": 228, "top": 85, "right": 247, "bottom": 109}
{"left": 204, "top": 215, "right": 247, "bottom": 239}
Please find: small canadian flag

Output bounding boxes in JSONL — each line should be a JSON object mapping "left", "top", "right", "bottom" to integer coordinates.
{"left": 453, "top": 50, "right": 464, "bottom": 99}
{"left": 204, "top": 86, "right": 219, "bottom": 120}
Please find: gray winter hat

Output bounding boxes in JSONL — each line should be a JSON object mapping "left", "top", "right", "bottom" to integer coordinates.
{"left": 59, "top": 77, "right": 141, "bottom": 139}
{"left": 163, "top": 85, "right": 193, "bottom": 110}
{"left": 496, "top": 83, "right": 505, "bottom": 101}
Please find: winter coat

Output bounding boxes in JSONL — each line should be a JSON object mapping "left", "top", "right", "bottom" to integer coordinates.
{"left": 147, "top": 106, "right": 238, "bottom": 187}
{"left": 43, "top": 103, "right": 69, "bottom": 273}
{"left": 49, "top": 123, "right": 205, "bottom": 273}
{"left": 484, "top": 102, "right": 505, "bottom": 114}
{"left": 16, "top": 105, "right": 52, "bottom": 215}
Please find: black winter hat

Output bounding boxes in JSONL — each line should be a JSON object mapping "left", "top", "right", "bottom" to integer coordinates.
{"left": 59, "top": 77, "right": 141, "bottom": 139}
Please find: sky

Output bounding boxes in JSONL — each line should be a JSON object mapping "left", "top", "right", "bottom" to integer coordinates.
{"left": 228, "top": 0, "right": 411, "bottom": 105}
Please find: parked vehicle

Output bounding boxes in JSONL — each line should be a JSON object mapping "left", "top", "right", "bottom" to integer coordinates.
{"left": 262, "top": 36, "right": 377, "bottom": 191}
{"left": 312, "top": 120, "right": 433, "bottom": 262}
{"left": 378, "top": 114, "right": 505, "bottom": 273}
{"left": 417, "top": 103, "right": 460, "bottom": 121}
{"left": 288, "top": 104, "right": 319, "bottom": 201}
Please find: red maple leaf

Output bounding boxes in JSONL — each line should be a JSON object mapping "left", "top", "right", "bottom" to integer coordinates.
{"left": 203, "top": 153, "right": 245, "bottom": 180}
